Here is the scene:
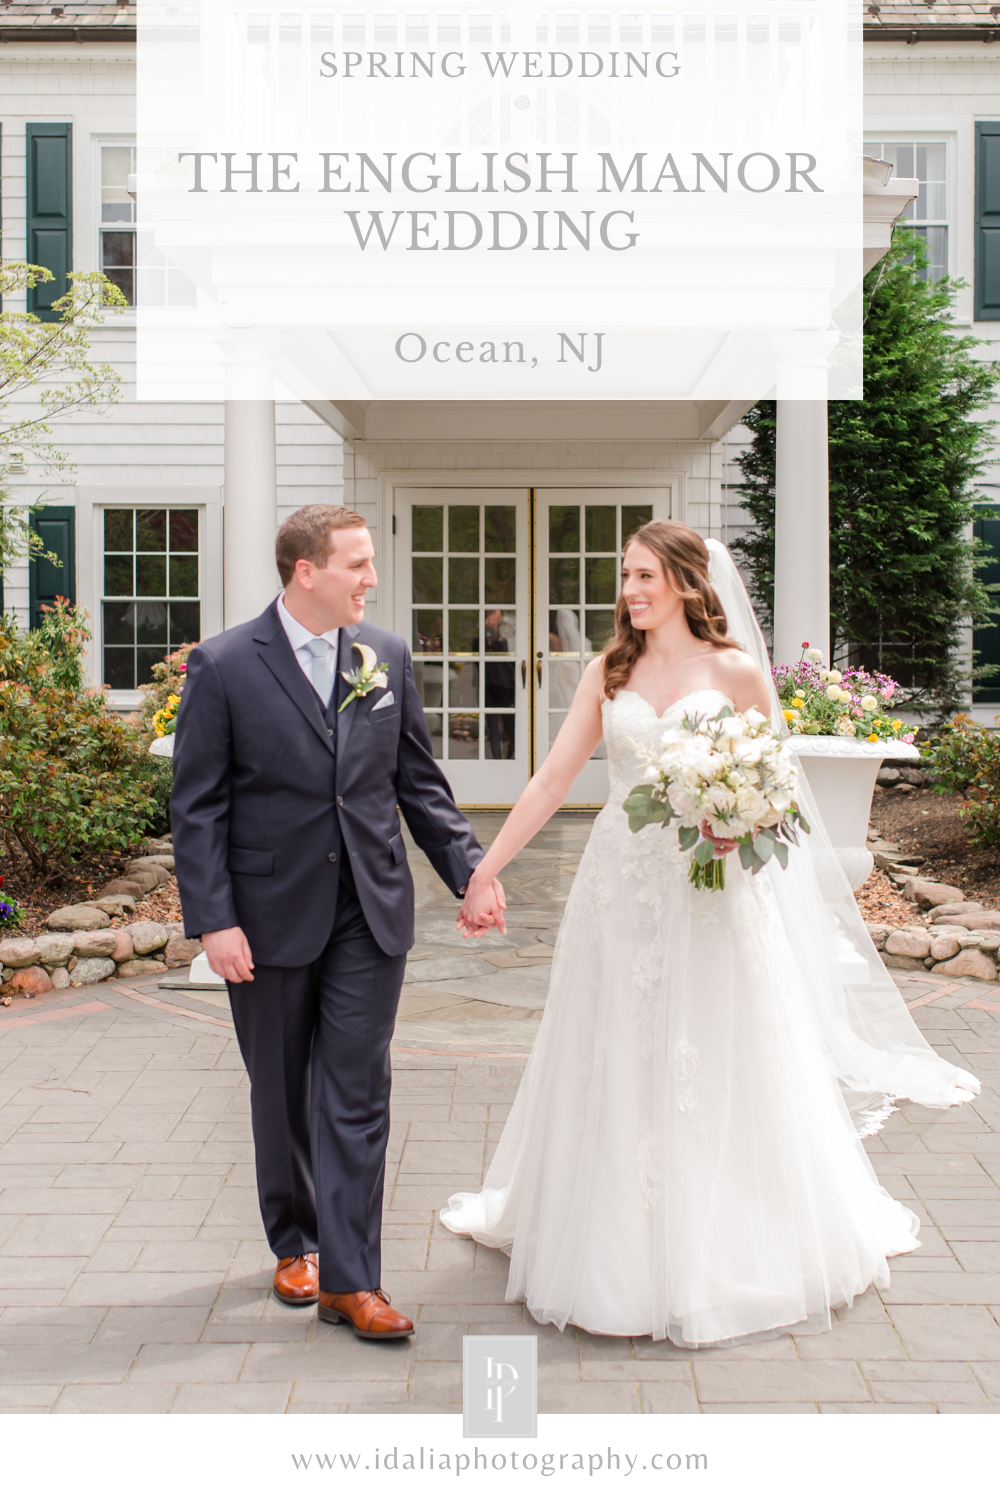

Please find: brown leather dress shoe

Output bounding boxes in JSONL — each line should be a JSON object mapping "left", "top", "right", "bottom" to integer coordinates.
{"left": 317, "top": 1288, "right": 414, "bottom": 1339}
{"left": 272, "top": 1254, "right": 319, "bottom": 1306}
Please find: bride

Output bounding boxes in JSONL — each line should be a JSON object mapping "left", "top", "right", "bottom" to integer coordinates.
{"left": 441, "top": 520, "right": 979, "bottom": 1348}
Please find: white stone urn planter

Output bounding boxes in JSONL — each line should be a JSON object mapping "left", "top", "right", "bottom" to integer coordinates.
{"left": 149, "top": 734, "right": 174, "bottom": 758}
{"left": 785, "top": 736, "right": 921, "bottom": 892}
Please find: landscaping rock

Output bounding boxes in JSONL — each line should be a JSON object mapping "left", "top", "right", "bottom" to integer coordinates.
{"left": 70, "top": 957, "right": 116, "bottom": 986}
{"left": 135, "top": 854, "right": 175, "bottom": 873}
{"left": 83, "top": 896, "right": 137, "bottom": 916}
{"left": 865, "top": 923, "right": 891, "bottom": 951}
{"left": 876, "top": 767, "right": 900, "bottom": 785}
{"left": 928, "top": 935, "right": 961, "bottom": 961}
{"left": 125, "top": 922, "right": 169, "bottom": 955}
{"left": 884, "top": 930, "right": 931, "bottom": 960}
{"left": 72, "top": 931, "right": 119, "bottom": 960}
{"left": 926, "top": 902, "right": 983, "bottom": 920}
{"left": 935, "top": 911, "right": 1000, "bottom": 933}
{"left": 0, "top": 965, "right": 52, "bottom": 1000}
{"left": 163, "top": 934, "right": 203, "bottom": 969}
{"left": 49, "top": 968, "right": 71, "bottom": 991}
{"left": 121, "top": 868, "right": 160, "bottom": 893}
{"left": 883, "top": 954, "right": 927, "bottom": 971}
{"left": 99, "top": 880, "right": 147, "bottom": 900}
{"left": 978, "top": 935, "right": 1000, "bottom": 953}
{"left": 45, "top": 905, "right": 111, "bottom": 932}
{"left": 145, "top": 838, "right": 174, "bottom": 855}
{"left": 932, "top": 949, "right": 997, "bottom": 981}
{"left": 110, "top": 930, "right": 134, "bottom": 963}
{"left": 900, "top": 767, "right": 924, "bottom": 786}
{"left": 904, "top": 878, "right": 965, "bottom": 909}
{"left": 0, "top": 967, "right": 12, "bottom": 984}
{"left": 0, "top": 938, "right": 42, "bottom": 969}
{"left": 34, "top": 933, "right": 75, "bottom": 965}
{"left": 116, "top": 959, "right": 167, "bottom": 977}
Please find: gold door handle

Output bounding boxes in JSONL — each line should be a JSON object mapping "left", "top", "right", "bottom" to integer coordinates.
{"left": 520, "top": 659, "right": 527, "bottom": 687}
{"left": 536, "top": 653, "right": 543, "bottom": 687}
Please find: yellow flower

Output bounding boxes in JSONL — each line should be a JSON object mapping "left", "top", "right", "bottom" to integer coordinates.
{"left": 868, "top": 733, "right": 879, "bottom": 742}
{"left": 892, "top": 718, "right": 902, "bottom": 730}
{"left": 783, "top": 708, "right": 795, "bottom": 721}
{"left": 791, "top": 697, "right": 804, "bottom": 708}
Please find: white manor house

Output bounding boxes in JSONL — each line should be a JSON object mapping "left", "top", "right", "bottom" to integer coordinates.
{"left": 1, "top": 1, "right": 999, "bottom": 807}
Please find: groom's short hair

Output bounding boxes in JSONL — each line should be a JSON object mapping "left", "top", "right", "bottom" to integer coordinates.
{"left": 275, "top": 505, "right": 367, "bottom": 585}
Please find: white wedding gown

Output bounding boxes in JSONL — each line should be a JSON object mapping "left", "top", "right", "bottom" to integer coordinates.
{"left": 441, "top": 686, "right": 980, "bottom": 1347}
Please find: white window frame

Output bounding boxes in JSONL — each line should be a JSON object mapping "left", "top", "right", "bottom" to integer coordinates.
{"left": 863, "top": 134, "right": 953, "bottom": 281}
{"left": 96, "top": 137, "right": 138, "bottom": 308}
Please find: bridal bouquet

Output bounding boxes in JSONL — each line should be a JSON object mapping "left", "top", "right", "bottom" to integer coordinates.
{"left": 624, "top": 706, "right": 809, "bottom": 891}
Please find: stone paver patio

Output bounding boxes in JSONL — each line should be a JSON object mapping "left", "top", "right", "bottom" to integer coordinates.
{"left": 2, "top": 813, "right": 1000, "bottom": 1414}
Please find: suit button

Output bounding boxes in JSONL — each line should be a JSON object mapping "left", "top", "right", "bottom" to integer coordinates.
{"left": 328, "top": 852, "right": 338, "bottom": 864}
{"left": 328, "top": 729, "right": 334, "bottom": 737}
{"left": 336, "top": 796, "right": 343, "bottom": 806}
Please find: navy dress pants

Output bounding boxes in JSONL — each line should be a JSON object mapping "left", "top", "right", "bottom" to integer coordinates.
{"left": 227, "top": 882, "right": 408, "bottom": 1293}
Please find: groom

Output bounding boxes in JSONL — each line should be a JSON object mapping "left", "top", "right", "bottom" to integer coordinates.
{"left": 171, "top": 505, "right": 503, "bottom": 1338}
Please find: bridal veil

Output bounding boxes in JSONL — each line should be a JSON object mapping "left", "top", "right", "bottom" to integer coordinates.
{"left": 705, "top": 538, "right": 978, "bottom": 1131}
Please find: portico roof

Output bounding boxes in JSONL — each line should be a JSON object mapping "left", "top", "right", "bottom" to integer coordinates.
{"left": 864, "top": 1, "right": 1000, "bottom": 42}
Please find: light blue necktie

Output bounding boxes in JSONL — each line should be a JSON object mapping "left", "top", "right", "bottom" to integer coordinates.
{"left": 305, "top": 637, "right": 334, "bottom": 706}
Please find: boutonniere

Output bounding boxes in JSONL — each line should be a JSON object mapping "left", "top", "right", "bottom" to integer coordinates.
{"left": 339, "top": 642, "right": 389, "bottom": 712}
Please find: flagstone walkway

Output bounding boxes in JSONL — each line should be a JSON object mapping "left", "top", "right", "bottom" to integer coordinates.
{"left": 1, "top": 814, "right": 1000, "bottom": 1414}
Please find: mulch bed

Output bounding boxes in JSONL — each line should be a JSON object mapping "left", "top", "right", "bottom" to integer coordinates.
{"left": 0, "top": 845, "right": 183, "bottom": 938}
{"left": 869, "top": 784, "right": 1000, "bottom": 908}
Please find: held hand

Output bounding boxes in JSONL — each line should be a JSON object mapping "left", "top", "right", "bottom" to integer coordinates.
{"left": 699, "top": 819, "right": 738, "bottom": 858}
{"left": 202, "top": 927, "right": 255, "bottom": 984}
{"left": 456, "top": 874, "right": 507, "bottom": 939}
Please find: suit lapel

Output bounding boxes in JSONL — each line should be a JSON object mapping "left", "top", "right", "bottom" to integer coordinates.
{"left": 335, "top": 624, "right": 363, "bottom": 767}
{"left": 254, "top": 604, "right": 335, "bottom": 759}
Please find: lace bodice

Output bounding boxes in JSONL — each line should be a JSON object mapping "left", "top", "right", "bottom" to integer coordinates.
{"left": 602, "top": 689, "right": 733, "bottom": 805}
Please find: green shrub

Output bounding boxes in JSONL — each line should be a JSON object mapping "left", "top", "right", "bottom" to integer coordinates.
{"left": 923, "top": 714, "right": 1000, "bottom": 850}
{"left": 0, "top": 611, "right": 159, "bottom": 880}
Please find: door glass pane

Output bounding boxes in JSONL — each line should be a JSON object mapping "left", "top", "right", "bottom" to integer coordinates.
{"left": 413, "top": 610, "right": 443, "bottom": 653}
{"left": 413, "top": 660, "right": 444, "bottom": 707}
{"left": 413, "top": 506, "right": 443, "bottom": 550}
{"left": 448, "top": 662, "right": 479, "bottom": 707}
{"left": 449, "top": 713, "right": 479, "bottom": 757}
{"left": 424, "top": 712, "right": 443, "bottom": 758}
{"left": 449, "top": 609, "right": 479, "bottom": 654}
{"left": 586, "top": 608, "right": 617, "bottom": 651}
{"left": 448, "top": 506, "right": 480, "bottom": 552}
{"left": 585, "top": 506, "right": 616, "bottom": 552}
{"left": 622, "top": 504, "right": 653, "bottom": 540}
{"left": 549, "top": 658, "right": 581, "bottom": 709}
{"left": 549, "top": 558, "right": 579, "bottom": 604}
{"left": 485, "top": 557, "right": 515, "bottom": 604}
{"left": 412, "top": 557, "right": 443, "bottom": 603}
{"left": 485, "top": 713, "right": 515, "bottom": 759}
{"left": 585, "top": 556, "right": 617, "bottom": 604}
{"left": 485, "top": 505, "right": 515, "bottom": 552}
{"left": 448, "top": 557, "right": 479, "bottom": 604}
{"left": 549, "top": 505, "right": 580, "bottom": 552}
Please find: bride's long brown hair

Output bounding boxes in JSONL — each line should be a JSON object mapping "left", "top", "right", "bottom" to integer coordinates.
{"left": 602, "top": 521, "right": 741, "bottom": 700}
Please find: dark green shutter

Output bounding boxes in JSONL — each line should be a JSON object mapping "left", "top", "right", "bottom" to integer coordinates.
{"left": 28, "top": 506, "right": 76, "bottom": 630}
{"left": 975, "top": 122, "right": 1000, "bottom": 323}
{"left": 973, "top": 506, "right": 1000, "bottom": 702}
{"left": 25, "top": 123, "right": 73, "bottom": 323}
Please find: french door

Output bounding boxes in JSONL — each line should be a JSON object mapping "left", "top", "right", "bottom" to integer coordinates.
{"left": 394, "top": 485, "right": 671, "bottom": 805}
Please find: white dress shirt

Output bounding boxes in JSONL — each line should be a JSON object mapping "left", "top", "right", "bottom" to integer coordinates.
{"left": 277, "top": 593, "right": 339, "bottom": 707}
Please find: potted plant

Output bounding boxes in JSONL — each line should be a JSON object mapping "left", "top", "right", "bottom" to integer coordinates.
{"left": 773, "top": 645, "right": 919, "bottom": 890}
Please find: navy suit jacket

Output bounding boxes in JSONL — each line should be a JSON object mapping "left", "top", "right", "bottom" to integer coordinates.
{"left": 170, "top": 602, "right": 483, "bottom": 965}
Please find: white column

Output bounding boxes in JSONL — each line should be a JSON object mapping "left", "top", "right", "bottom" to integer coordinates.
{"left": 773, "top": 399, "right": 830, "bottom": 667}
{"left": 771, "top": 333, "right": 837, "bottom": 669}
{"left": 222, "top": 344, "right": 278, "bottom": 628}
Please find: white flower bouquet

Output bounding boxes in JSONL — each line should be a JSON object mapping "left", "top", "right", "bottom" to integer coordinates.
{"left": 624, "top": 706, "right": 809, "bottom": 891}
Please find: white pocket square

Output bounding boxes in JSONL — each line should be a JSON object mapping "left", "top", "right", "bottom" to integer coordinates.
{"left": 371, "top": 691, "right": 395, "bottom": 712}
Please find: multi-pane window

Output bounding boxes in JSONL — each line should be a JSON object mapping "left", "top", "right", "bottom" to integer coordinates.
{"left": 100, "top": 144, "right": 136, "bottom": 304}
{"left": 102, "top": 509, "right": 200, "bottom": 689}
{"left": 99, "top": 144, "right": 197, "bottom": 308}
{"left": 410, "top": 503, "right": 517, "bottom": 762}
{"left": 547, "top": 501, "right": 653, "bottom": 752}
{"left": 864, "top": 141, "right": 948, "bottom": 281}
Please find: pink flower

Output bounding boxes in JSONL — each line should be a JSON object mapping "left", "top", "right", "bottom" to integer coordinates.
{"left": 901, "top": 733, "right": 915, "bottom": 744}
{"left": 880, "top": 685, "right": 893, "bottom": 699}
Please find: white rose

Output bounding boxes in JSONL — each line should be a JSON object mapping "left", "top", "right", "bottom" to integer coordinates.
{"left": 838, "top": 688, "right": 852, "bottom": 704}
{"left": 825, "top": 684, "right": 842, "bottom": 702}
{"left": 827, "top": 669, "right": 843, "bottom": 684}
{"left": 806, "top": 648, "right": 824, "bottom": 662}
{"left": 860, "top": 695, "right": 878, "bottom": 712}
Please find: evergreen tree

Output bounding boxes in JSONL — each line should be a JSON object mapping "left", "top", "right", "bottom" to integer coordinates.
{"left": 732, "top": 230, "right": 1000, "bottom": 714}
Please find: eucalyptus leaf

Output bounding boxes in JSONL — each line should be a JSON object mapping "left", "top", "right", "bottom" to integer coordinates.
{"left": 773, "top": 841, "right": 789, "bottom": 869}
{"left": 739, "top": 842, "right": 756, "bottom": 870}
{"left": 677, "top": 825, "right": 701, "bottom": 851}
{"left": 694, "top": 839, "right": 715, "bottom": 867}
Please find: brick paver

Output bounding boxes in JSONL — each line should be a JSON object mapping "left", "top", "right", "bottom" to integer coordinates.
{"left": 2, "top": 815, "right": 999, "bottom": 1413}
